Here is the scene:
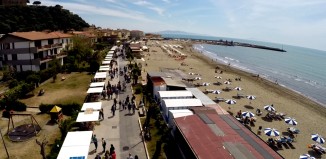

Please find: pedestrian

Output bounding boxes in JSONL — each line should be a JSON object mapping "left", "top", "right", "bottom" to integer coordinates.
{"left": 92, "top": 134, "right": 98, "bottom": 152}
{"left": 111, "top": 105, "right": 116, "bottom": 116}
{"left": 109, "top": 144, "right": 115, "bottom": 155}
{"left": 128, "top": 102, "right": 131, "bottom": 114}
{"left": 125, "top": 95, "right": 130, "bottom": 105}
{"left": 113, "top": 98, "right": 117, "bottom": 107}
{"left": 127, "top": 153, "right": 134, "bottom": 159}
{"left": 134, "top": 155, "right": 139, "bottom": 159}
{"left": 95, "top": 154, "right": 101, "bottom": 159}
{"left": 132, "top": 102, "right": 136, "bottom": 114}
{"left": 118, "top": 100, "right": 122, "bottom": 110}
{"left": 104, "top": 150, "right": 110, "bottom": 159}
{"left": 110, "top": 150, "right": 116, "bottom": 159}
{"left": 99, "top": 108, "right": 104, "bottom": 120}
{"left": 131, "top": 94, "right": 136, "bottom": 102}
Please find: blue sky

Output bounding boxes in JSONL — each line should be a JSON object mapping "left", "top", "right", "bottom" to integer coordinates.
{"left": 41, "top": 0, "right": 326, "bottom": 51}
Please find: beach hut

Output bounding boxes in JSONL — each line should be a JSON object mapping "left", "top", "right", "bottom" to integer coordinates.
{"left": 50, "top": 105, "right": 63, "bottom": 123}
{"left": 168, "top": 109, "right": 193, "bottom": 129}
{"left": 161, "top": 99, "right": 202, "bottom": 121}
{"left": 158, "top": 90, "right": 193, "bottom": 103}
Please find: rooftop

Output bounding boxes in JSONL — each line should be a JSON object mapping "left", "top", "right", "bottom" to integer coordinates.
{"left": 8, "top": 31, "right": 72, "bottom": 40}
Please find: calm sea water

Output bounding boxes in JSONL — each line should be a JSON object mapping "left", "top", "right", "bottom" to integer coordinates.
{"left": 162, "top": 34, "right": 326, "bottom": 106}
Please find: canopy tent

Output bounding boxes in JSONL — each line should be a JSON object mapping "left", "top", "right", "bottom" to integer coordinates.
{"left": 102, "top": 61, "right": 111, "bottom": 65}
{"left": 99, "top": 67, "right": 111, "bottom": 71}
{"left": 168, "top": 109, "right": 193, "bottom": 128}
{"left": 105, "top": 57, "right": 112, "bottom": 60}
{"left": 81, "top": 102, "right": 102, "bottom": 111}
{"left": 57, "top": 131, "right": 93, "bottom": 159}
{"left": 161, "top": 99, "right": 203, "bottom": 120}
{"left": 158, "top": 91, "right": 193, "bottom": 98}
{"left": 76, "top": 111, "right": 100, "bottom": 122}
{"left": 94, "top": 72, "right": 107, "bottom": 79}
{"left": 100, "top": 65, "right": 110, "bottom": 68}
{"left": 106, "top": 54, "right": 113, "bottom": 57}
{"left": 108, "top": 50, "right": 115, "bottom": 54}
{"left": 86, "top": 87, "right": 103, "bottom": 94}
{"left": 110, "top": 46, "right": 117, "bottom": 51}
{"left": 90, "top": 82, "right": 105, "bottom": 88}
{"left": 50, "top": 105, "right": 62, "bottom": 113}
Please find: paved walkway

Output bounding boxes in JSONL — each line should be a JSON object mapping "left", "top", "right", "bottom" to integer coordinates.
{"left": 88, "top": 54, "right": 147, "bottom": 159}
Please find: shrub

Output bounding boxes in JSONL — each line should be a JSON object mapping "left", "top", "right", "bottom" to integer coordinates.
{"left": 0, "top": 99, "right": 27, "bottom": 112}
{"left": 134, "top": 84, "right": 143, "bottom": 94}
{"left": 8, "top": 79, "right": 19, "bottom": 88}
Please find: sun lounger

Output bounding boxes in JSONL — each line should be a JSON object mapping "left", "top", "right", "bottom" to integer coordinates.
{"left": 287, "top": 127, "right": 300, "bottom": 134}
{"left": 236, "top": 93, "right": 245, "bottom": 98}
{"left": 310, "top": 144, "right": 326, "bottom": 154}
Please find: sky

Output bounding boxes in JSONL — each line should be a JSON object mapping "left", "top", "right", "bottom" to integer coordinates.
{"left": 40, "top": 0, "right": 326, "bottom": 51}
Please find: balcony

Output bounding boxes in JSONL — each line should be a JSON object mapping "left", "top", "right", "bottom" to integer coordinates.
{"left": 37, "top": 43, "right": 63, "bottom": 52}
{"left": 55, "top": 52, "right": 68, "bottom": 59}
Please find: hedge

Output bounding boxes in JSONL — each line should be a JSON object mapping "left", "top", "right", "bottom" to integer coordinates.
{"left": 39, "top": 103, "right": 81, "bottom": 116}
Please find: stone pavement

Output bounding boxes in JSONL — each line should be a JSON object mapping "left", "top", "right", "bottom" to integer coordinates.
{"left": 88, "top": 55, "right": 147, "bottom": 159}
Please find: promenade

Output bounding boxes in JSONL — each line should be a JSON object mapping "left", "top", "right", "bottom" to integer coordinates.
{"left": 87, "top": 54, "right": 147, "bottom": 159}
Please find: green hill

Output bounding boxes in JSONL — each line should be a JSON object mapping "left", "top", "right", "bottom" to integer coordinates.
{"left": 0, "top": 5, "right": 90, "bottom": 33}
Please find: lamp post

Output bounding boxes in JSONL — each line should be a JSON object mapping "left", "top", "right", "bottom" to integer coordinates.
{"left": 0, "top": 127, "right": 10, "bottom": 158}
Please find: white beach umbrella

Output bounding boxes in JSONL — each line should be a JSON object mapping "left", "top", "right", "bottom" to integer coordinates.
{"left": 215, "top": 76, "right": 222, "bottom": 79}
{"left": 299, "top": 154, "right": 315, "bottom": 159}
{"left": 234, "top": 87, "right": 242, "bottom": 91}
{"left": 311, "top": 134, "right": 325, "bottom": 144}
{"left": 264, "top": 105, "right": 276, "bottom": 112}
{"left": 195, "top": 77, "right": 202, "bottom": 80}
{"left": 212, "top": 90, "right": 221, "bottom": 94}
{"left": 285, "top": 117, "right": 298, "bottom": 126}
{"left": 224, "top": 81, "right": 231, "bottom": 85}
{"left": 264, "top": 128, "right": 280, "bottom": 137}
{"left": 202, "top": 82, "right": 210, "bottom": 86}
{"left": 242, "top": 111, "right": 255, "bottom": 118}
{"left": 225, "top": 99, "right": 236, "bottom": 105}
{"left": 247, "top": 95, "right": 256, "bottom": 100}
{"left": 189, "top": 72, "right": 195, "bottom": 75}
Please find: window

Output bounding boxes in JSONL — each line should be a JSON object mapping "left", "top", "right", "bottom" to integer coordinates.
{"left": 33, "top": 53, "right": 39, "bottom": 59}
{"left": 48, "top": 39, "right": 54, "bottom": 45}
{"left": 4, "top": 55, "right": 8, "bottom": 61}
{"left": 12, "top": 54, "right": 17, "bottom": 60}
{"left": 3, "top": 43, "right": 10, "bottom": 49}
{"left": 35, "top": 40, "right": 41, "bottom": 47}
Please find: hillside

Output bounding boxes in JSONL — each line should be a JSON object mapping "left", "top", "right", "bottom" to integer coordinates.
{"left": 0, "top": 5, "right": 89, "bottom": 33}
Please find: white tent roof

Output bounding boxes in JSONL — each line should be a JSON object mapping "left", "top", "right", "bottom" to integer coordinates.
{"left": 110, "top": 46, "right": 117, "bottom": 51}
{"left": 99, "top": 67, "right": 111, "bottom": 71}
{"left": 57, "top": 131, "right": 93, "bottom": 159}
{"left": 186, "top": 88, "right": 216, "bottom": 105}
{"left": 94, "top": 72, "right": 107, "bottom": 79}
{"left": 81, "top": 102, "right": 102, "bottom": 111}
{"left": 100, "top": 65, "right": 110, "bottom": 68}
{"left": 90, "top": 82, "right": 105, "bottom": 87}
{"left": 108, "top": 50, "right": 114, "bottom": 54}
{"left": 169, "top": 109, "right": 194, "bottom": 118}
{"left": 86, "top": 87, "right": 103, "bottom": 94}
{"left": 106, "top": 54, "right": 113, "bottom": 57}
{"left": 102, "top": 61, "right": 111, "bottom": 64}
{"left": 158, "top": 91, "right": 193, "bottom": 98}
{"left": 76, "top": 111, "right": 100, "bottom": 122}
{"left": 163, "top": 99, "right": 202, "bottom": 108}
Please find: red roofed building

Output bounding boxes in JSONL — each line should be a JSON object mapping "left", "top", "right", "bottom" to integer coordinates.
{"left": 173, "top": 109, "right": 283, "bottom": 159}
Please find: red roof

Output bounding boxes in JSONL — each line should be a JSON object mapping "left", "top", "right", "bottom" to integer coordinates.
{"left": 174, "top": 113, "right": 283, "bottom": 159}
{"left": 150, "top": 77, "right": 166, "bottom": 86}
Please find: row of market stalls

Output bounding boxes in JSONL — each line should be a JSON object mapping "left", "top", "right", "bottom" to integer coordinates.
{"left": 57, "top": 46, "right": 118, "bottom": 159}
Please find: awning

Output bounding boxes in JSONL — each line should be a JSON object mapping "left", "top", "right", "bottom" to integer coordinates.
{"left": 99, "top": 67, "right": 111, "bottom": 71}
{"left": 86, "top": 87, "right": 103, "bottom": 94}
{"left": 100, "top": 65, "right": 110, "bottom": 68}
{"left": 90, "top": 82, "right": 105, "bottom": 88}
{"left": 108, "top": 50, "right": 114, "bottom": 54}
{"left": 76, "top": 111, "right": 100, "bottom": 122}
{"left": 81, "top": 102, "right": 102, "bottom": 111}
{"left": 94, "top": 72, "right": 107, "bottom": 79}
{"left": 102, "top": 61, "right": 111, "bottom": 65}
{"left": 57, "top": 131, "right": 93, "bottom": 159}
{"left": 110, "top": 46, "right": 117, "bottom": 51}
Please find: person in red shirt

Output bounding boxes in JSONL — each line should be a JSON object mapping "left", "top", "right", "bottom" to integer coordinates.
{"left": 110, "top": 150, "right": 116, "bottom": 159}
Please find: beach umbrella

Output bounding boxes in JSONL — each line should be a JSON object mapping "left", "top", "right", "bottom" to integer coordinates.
{"left": 224, "top": 81, "right": 231, "bottom": 84}
{"left": 299, "top": 154, "right": 315, "bottom": 159}
{"left": 247, "top": 95, "right": 256, "bottom": 100}
{"left": 242, "top": 111, "right": 255, "bottom": 118}
{"left": 264, "top": 128, "right": 280, "bottom": 137}
{"left": 264, "top": 105, "right": 276, "bottom": 112}
{"left": 212, "top": 90, "right": 221, "bottom": 94}
{"left": 285, "top": 117, "right": 298, "bottom": 126}
{"left": 189, "top": 72, "right": 195, "bottom": 75}
{"left": 202, "top": 82, "right": 210, "bottom": 86}
{"left": 195, "top": 77, "right": 202, "bottom": 80}
{"left": 215, "top": 76, "right": 222, "bottom": 79}
{"left": 311, "top": 134, "right": 325, "bottom": 144}
{"left": 225, "top": 99, "right": 236, "bottom": 105}
{"left": 234, "top": 87, "right": 242, "bottom": 91}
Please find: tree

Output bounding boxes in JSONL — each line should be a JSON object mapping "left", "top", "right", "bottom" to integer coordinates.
{"left": 36, "top": 138, "right": 48, "bottom": 159}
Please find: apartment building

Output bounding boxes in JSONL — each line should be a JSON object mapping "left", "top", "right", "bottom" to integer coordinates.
{"left": 130, "top": 30, "right": 144, "bottom": 40}
{"left": 0, "top": 31, "right": 72, "bottom": 72}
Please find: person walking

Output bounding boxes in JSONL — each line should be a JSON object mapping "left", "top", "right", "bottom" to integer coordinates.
{"left": 92, "top": 134, "right": 98, "bottom": 152}
{"left": 102, "top": 138, "right": 106, "bottom": 153}
{"left": 127, "top": 102, "right": 131, "bottom": 114}
{"left": 99, "top": 108, "right": 104, "bottom": 120}
{"left": 109, "top": 144, "right": 115, "bottom": 155}
{"left": 132, "top": 102, "right": 136, "bottom": 114}
{"left": 111, "top": 105, "right": 116, "bottom": 116}
{"left": 118, "top": 100, "right": 122, "bottom": 110}
{"left": 127, "top": 153, "right": 134, "bottom": 159}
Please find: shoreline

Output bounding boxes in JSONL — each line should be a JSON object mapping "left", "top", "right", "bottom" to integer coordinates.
{"left": 188, "top": 42, "right": 326, "bottom": 116}
{"left": 193, "top": 44, "right": 326, "bottom": 109}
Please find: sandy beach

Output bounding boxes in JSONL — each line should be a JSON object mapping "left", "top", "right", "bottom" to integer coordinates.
{"left": 141, "top": 40, "right": 326, "bottom": 159}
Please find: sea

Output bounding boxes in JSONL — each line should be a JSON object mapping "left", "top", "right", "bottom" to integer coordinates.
{"left": 161, "top": 34, "right": 326, "bottom": 107}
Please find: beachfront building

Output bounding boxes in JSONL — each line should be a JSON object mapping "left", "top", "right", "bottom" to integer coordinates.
{"left": 173, "top": 107, "right": 283, "bottom": 159}
{"left": 130, "top": 30, "right": 144, "bottom": 40}
{"left": 0, "top": 31, "right": 72, "bottom": 71}
{"left": 161, "top": 98, "right": 203, "bottom": 121}
{"left": 70, "top": 31, "right": 97, "bottom": 44}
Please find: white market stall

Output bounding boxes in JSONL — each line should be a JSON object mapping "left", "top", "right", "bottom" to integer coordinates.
{"left": 108, "top": 50, "right": 114, "bottom": 54}
{"left": 110, "top": 46, "right": 117, "bottom": 51}
{"left": 94, "top": 72, "right": 107, "bottom": 79}
{"left": 76, "top": 111, "right": 100, "bottom": 122}
{"left": 158, "top": 90, "right": 193, "bottom": 100}
{"left": 86, "top": 87, "right": 103, "bottom": 94}
{"left": 81, "top": 102, "right": 102, "bottom": 111}
{"left": 90, "top": 82, "right": 105, "bottom": 88}
{"left": 99, "top": 67, "right": 111, "bottom": 72}
{"left": 100, "top": 65, "right": 110, "bottom": 68}
{"left": 161, "top": 99, "right": 202, "bottom": 120}
{"left": 57, "top": 131, "right": 93, "bottom": 159}
{"left": 102, "top": 61, "right": 111, "bottom": 65}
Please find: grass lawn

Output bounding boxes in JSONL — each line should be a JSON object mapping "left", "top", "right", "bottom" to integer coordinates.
{"left": 20, "top": 72, "right": 92, "bottom": 106}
